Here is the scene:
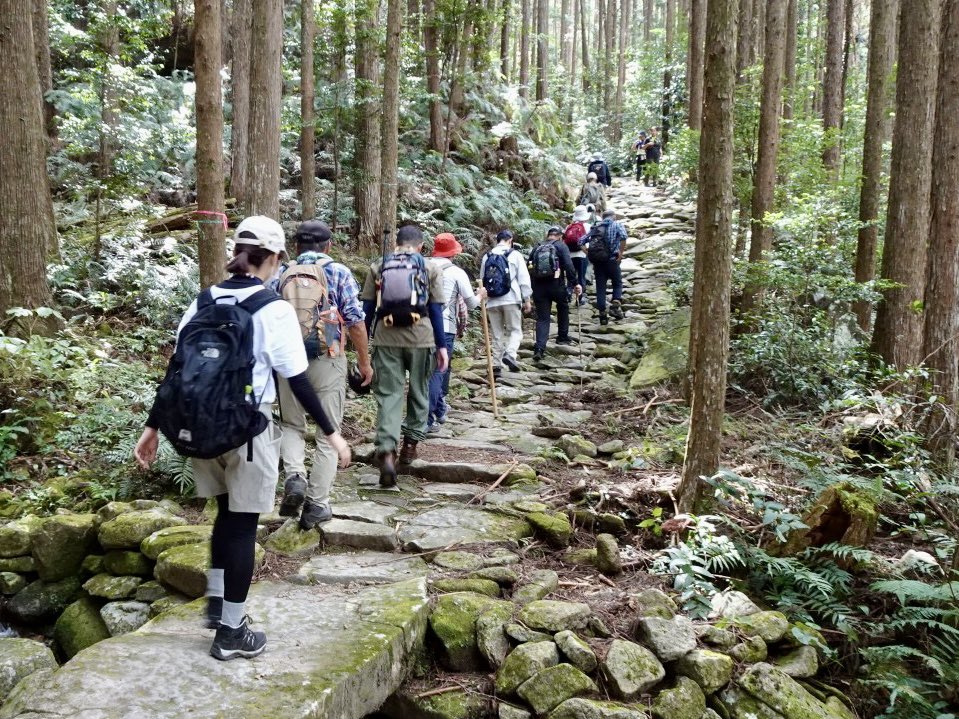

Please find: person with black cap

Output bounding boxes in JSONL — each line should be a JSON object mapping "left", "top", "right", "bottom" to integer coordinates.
{"left": 273, "top": 220, "right": 372, "bottom": 530}
{"left": 528, "top": 226, "right": 582, "bottom": 362}
{"left": 480, "top": 229, "right": 532, "bottom": 375}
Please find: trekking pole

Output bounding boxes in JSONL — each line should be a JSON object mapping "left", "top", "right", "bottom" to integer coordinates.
{"left": 480, "top": 298, "right": 499, "bottom": 419}
{"left": 577, "top": 291, "right": 584, "bottom": 389}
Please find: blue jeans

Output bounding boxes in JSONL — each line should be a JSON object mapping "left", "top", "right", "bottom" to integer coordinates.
{"left": 593, "top": 260, "right": 623, "bottom": 312}
{"left": 571, "top": 256, "right": 589, "bottom": 289}
{"left": 428, "top": 333, "right": 456, "bottom": 424}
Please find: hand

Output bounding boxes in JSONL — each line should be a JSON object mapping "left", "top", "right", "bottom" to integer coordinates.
{"left": 435, "top": 347, "right": 449, "bottom": 374}
{"left": 476, "top": 286, "right": 488, "bottom": 301}
{"left": 574, "top": 285, "right": 583, "bottom": 296}
{"left": 358, "top": 361, "right": 374, "bottom": 386}
{"left": 523, "top": 300, "right": 532, "bottom": 314}
{"left": 327, "top": 431, "right": 352, "bottom": 468}
{"left": 134, "top": 428, "right": 159, "bottom": 470}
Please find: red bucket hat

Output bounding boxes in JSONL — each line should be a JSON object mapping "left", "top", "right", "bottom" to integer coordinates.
{"left": 432, "top": 233, "right": 463, "bottom": 258}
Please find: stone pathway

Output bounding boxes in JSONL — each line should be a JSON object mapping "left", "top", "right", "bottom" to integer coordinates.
{"left": 0, "top": 179, "right": 697, "bottom": 719}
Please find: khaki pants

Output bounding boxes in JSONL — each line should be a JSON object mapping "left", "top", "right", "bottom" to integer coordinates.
{"left": 487, "top": 303, "right": 523, "bottom": 368}
{"left": 276, "top": 355, "right": 346, "bottom": 505}
{"left": 373, "top": 345, "right": 435, "bottom": 453}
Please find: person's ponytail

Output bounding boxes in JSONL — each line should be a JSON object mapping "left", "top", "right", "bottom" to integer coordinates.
{"left": 226, "top": 244, "right": 274, "bottom": 275}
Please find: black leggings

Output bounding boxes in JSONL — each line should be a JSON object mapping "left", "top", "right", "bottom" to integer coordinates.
{"left": 210, "top": 494, "right": 259, "bottom": 603}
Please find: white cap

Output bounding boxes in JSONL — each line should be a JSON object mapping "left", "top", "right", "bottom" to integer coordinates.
{"left": 234, "top": 216, "right": 287, "bottom": 255}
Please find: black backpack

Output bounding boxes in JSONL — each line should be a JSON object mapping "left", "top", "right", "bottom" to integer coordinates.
{"left": 482, "top": 250, "right": 513, "bottom": 298}
{"left": 588, "top": 160, "right": 606, "bottom": 182}
{"left": 586, "top": 222, "right": 613, "bottom": 263}
{"left": 153, "top": 288, "right": 281, "bottom": 460}
{"left": 376, "top": 252, "right": 430, "bottom": 327}
{"left": 529, "top": 241, "right": 560, "bottom": 280}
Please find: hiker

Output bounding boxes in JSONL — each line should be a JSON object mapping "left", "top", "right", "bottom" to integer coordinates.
{"left": 586, "top": 152, "right": 612, "bottom": 187}
{"left": 361, "top": 225, "right": 448, "bottom": 487}
{"left": 564, "top": 205, "right": 592, "bottom": 306}
{"left": 480, "top": 229, "right": 532, "bottom": 376}
{"left": 529, "top": 226, "right": 582, "bottom": 362}
{"left": 578, "top": 172, "right": 607, "bottom": 214}
{"left": 273, "top": 220, "right": 372, "bottom": 530}
{"left": 587, "top": 209, "right": 629, "bottom": 325}
{"left": 133, "top": 216, "right": 350, "bottom": 661}
{"left": 427, "top": 232, "right": 486, "bottom": 431}
{"left": 633, "top": 131, "right": 648, "bottom": 182}
{"left": 642, "top": 127, "right": 662, "bottom": 187}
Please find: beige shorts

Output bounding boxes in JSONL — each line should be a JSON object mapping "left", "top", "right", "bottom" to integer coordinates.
{"left": 191, "top": 407, "right": 280, "bottom": 514}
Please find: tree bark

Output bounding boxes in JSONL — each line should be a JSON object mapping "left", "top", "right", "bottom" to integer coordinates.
{"left": 603, "top": 0, "right": 616, "bottom": 107}
{"left": 662, "top": 0, "right": 675, "bottom": 149}
{"left": 195, "top": 0, "right": 226, "bottom": 289}
{"left": 820, "top": 0, "right": 846, "bottom": 173}
{"left": 519, "top": 0, "right": 530, "bottom": 98}
{"left": 501, "top": 0, "right": 511, "bottom": 78}
{"left": 246, "top": 0, "right": 282, "bottom": 220}
{"left": 853, "top": 0, "right": 897, "bottom": 332}
{"left": 687, "top": 0, "right": 706, "bottom": 131}
{"left": 679, "top": 0, "right": 737, "bottom": 512}
{"left": 379, "top": 0, "right": 402, "bottom": 238}
{"left": 870, "top": 0, "right": 942, "bottom": 368}
{"left": 571, "top": 0, "right": 579, "bottom": 87}
{"left": 580, "top": 0, "right": 590, "bottom": 92}
{"left": 644, "top": 0, "right": 652, "bottom": 41}
{"left": 354, "top": 0, "right": 382, "bottom": 251}
{"left": 300, "top": 0, "right": 316, "bottom": 220}
{"left": 613, "top": 0, "right": 628, "bottom": 140}
{"left": 424, "top": 0, "right": 443, "bottom": 151}
{"left": 31, "top": 0, "right": 54, "bottom": 144}
{"left": 99, "top": 0, "right": 119, "bottom": 181}
{"left": 922, "top": 0, "right": 959, "bottom": 463}
{"left": 782, "top": 0, "right": 797, "bottom": 119}
{"left": 560, "top": 0, "right": 570, "bottom": 72}
{"left": 229, "top": 0, "right": 252, "bottom": 206}
{"left": 535, "top": 0, "right": 548, "bottom": 101}
{"left": 736, "top": 0, "right": 754, "bottom": 78}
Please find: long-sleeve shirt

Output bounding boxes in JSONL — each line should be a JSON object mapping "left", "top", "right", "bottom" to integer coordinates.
{"left": 595, "top": 219, "right": 629, "bottom": 258}
{"left": 480, "top": 245, "right": 533, "bottom": 309}
{"left": 432, "top": 257, "right": 481, "bottom": 335}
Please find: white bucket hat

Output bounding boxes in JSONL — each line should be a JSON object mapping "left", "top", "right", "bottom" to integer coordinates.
{"left": 572, "top": 205, "right": 590, "bottom": 222}
{"left": 234, "top": 216, "right": 287, "bottom": 255}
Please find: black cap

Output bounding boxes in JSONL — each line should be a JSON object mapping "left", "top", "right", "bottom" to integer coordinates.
{"left": 348, "top": 364, "right": 371, "bottom": 396}
{"left": 496, "top": 229, "right": 514, "bottom": 242}
{"left": 294, "top": 220, "right": 332, "bottom": 245}
{"left": 547, "top": 226, "right": 563, "bottom": 237}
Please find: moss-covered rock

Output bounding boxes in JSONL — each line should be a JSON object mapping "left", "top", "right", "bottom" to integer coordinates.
{"left": 134, "top": 580, "right": 168, "bottom": 603}
{"left": 556, "top": 435, "right": 599, "bottom": 460}
{"left": 96, "top": 501, "right": 134, "bottom": 525}
{"left": 601, "top": 639, "right": 666, "bottom": 700}
{"left": 140, "top": 525, "right": 212, "bottom": 560}
{"left": 737, "top": 662, "right": 836, "bottom": 719}
{"left": 495, "top": 641, "right": 561, "bottom": 695}
{"left": 727, "top": 611, "right": 790, "bottom": 643}
{"left": 518, "top": 664, "right": 597, "bottom": 715}
{"left": 697, "top": 625, "right": 736, "bottom": 649}
{"left": 98, "top": 509, "right": 186, "bottom": 550}
{"left": 100, "top": 601, "right": 151, "bottom": 636}
{"left": 773, "top": 646, "right": 819, "bottom": 678}
{"left": 727, "top": 635, "right": 768, "bottom": 663}
{"left": 430, "top": 592, "right": 512, "bottom": 671}
{"left": 650, "top": 676, "right": 705, "bottom": 719}
{"left": 470, "top": 566, "right": 518, "bottom": 586}
{"left": 554, "top": 630, "right": 598, "bottom": 673}
{"left": 383, "top": 687, "right": 490, "bottom": 719}
{"left": 31, "top": 514, "right": 97, "bottom": 582}
{"left": 512, "top": 569, "right": 559, "bottom": 605}
{"left": 0, "top": 516, "right": 41, "bottom": 558}
{"left": 6, "top": 576, "right": 82, "bottom": 624}
{"left": 519, "top": 600, "right": 592, "bottom": 633}
{"left": 629, "top": 307, "right": 690, "bottom": 390}
{"left": 718, "top": 686, "right": 786, "bottom": 719}
{"left": 0, "top": 556, "right": 35, "bottom": 573}
{"left": 433, "top": 551, "right": 485, "bottom": 571}
{"left": 102, "top": 551, "right": 154, "bottom": 577}
{"left": 824, "top": 697, "right": 856, "bottom": 719}
{"left": 778, "top": 483, "right": 878, "bottom": 556}
{"left": 548, "top": 698, "right": 649, "bottom": 719}
{"left": 595, "top": 534, "right": 622, "bottom": 575}
{"left": 53, "top": 598, "right": 111, "bottom": 659}
{"left": 148, "top": 594, "right": 189, "bottom": 618}
{"left": 632, "top": 589, "right": 677, "bottom": 620}
{"left": 506, "top": 623, "right": 553, "bottom": 643}
{"left": 634, "top": 615, "right": 696, "bottom": 662}
{"left": 83, "top": 573, "right": 142, "bottom": 600}
{"left": 433, "top": 578, "right": 501, "bottom": 598}
{"left": 0, "top": 572, "right": 27, "bottom": 595}
{"left": 0, "top": 638, "right": 56, "bottom": 702}
{"left": 476, "top": 603, "right": 513, "bottom": 669}
{"left": 154, "top": 541, "right": 262, "bottom": 598}
{"left": 81, "top": 554, "right": 105, "bottom": 575}
{"left": 675, "top": 649, "right": 734, "bottom": 694}
{"left": 264, "top": 519, "right": 321, "bottom": 557}
{"left": 527, "top": 512, "right": 574, "bottom": 548}
{"left": 564, "top": 548, "right": 598, "bottom": 567}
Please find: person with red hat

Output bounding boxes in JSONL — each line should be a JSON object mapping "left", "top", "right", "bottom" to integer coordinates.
{"left": 428, "top": 232, "right": 486, "bottom": 431}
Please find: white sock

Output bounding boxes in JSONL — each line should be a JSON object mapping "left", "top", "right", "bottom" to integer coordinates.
{"left": 221, "top": 600, "right": 246, "bottom": 629}
{"left": 205, "top": 568, "right": 224, "bottom": 598}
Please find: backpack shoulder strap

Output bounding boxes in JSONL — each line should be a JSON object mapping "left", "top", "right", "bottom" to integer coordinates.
{"left": 196, "top": 288, "right": 215, "bottom": 310}
{"left": 238, "top": 288, "right": 283, "bottom": 316}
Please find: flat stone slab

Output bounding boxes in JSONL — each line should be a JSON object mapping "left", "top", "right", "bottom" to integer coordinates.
{"left": 332, "top": 501, "right": 402, "bottom": 525}
{"left": 293, "top": 551, "right": 429, "bottom": 586}
{"left": 321, "top": 519, "right": 398, "bottom": 551}
{"left": 397, "top": 507, "right": 532, "bottom": 552}
{"left": 0, "top": 579, "right": 428, "bottom": 719}
{"left": 421, "top": 483, "right": 485, "bottom": 502}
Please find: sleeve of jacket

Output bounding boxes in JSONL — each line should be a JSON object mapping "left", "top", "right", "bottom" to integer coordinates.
{"left": 513, "top": 252, "right": 533, "bottom": 301}
{"left": 557, "top": 242, "right": 577, "bottom": 285}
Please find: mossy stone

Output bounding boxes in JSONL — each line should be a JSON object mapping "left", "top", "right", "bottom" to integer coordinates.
{"left": 596, "top": 513, "right": 627, "bottom": 535}
{"left": 0, "top": 638, "right": 57, "bottom": 702}
{"left": 433, "top": 578, "right": 501, "bottom": 597}
{"left": 737, "top": 662, "right": 836, "bottom": 719}
{"left": 773, "top": 646, "right": 819, "bottom": 678}
{"left": 629, "top": 307, "right": 690, "bottom": 389}
{"left": 495, "top": 641, "right": 561, "bottom": 695}
{"left": 384, "top": 688, "right": 489, "bottom": 719}
{"left": 54, "top": 598, "right": 111, "bottom": 659}
{"left": 564, "top": 548, "right": 598, "bottom": 567}
{"left": 140, "top": 525, "right": 212, "bottom": 560}
{"left": 554, "top": 630, "right": 598, "bottom": 673}
{"left": 98, "top": 510, "right": 186, "bottom": 550}
{"left": 263, "top": 519, "right": 321, "bottom": 557}
{"left": 470, "top": 566, "right": 519, "bottom": 585}
{"left": 506, "top": 623, "right": 553, "bottom": 643}
{"left": 675, "top": 649, "right": 734, "bottom": 694}
{"left": 513, "top": 500, "right": 551, "bottom": 514}
{"left": 651, "top": 676, "right": 706, "bottom": 719}
{"left": 512, "top": 569, "right": 559, "bottom": 605}
{"left": 83, "top": 573, "right": 143, "bottom": 600}
{"left": 602, "top": 639, "right": 666, "bottom": 700}
{"left": 556, "top": 435, "right": 598, "bottom": 460}
{"left": 0, "top": 572, "right": 27, "bottom": 595}
{"left": 476, "top": 603, "right": 514, "bottom": 669}
{"left": 6, "top": 576, "right": 82, "bottom": 624}
{"left": 100, "top": 600, "right": 151, "bottom": 636}
{"left": 727, "top": 635, "right": 768, "bottom": 663}
{"left": 519, "top": 600, "right": 592, "bottom": 632}
{"left": 730, "top": 611, "right": 790, "bottom": 643}
{"left": 634, "top": 615, "right": 696, "bottom": 662}
{"left": 0, "top": 556, "right": 34, "bottom": 573}
{"left": 32, "top": 514, "right": 97, "bottom": 581}
{"left": 718, "top": 686, "right": 786, "bottom": 719}
{"left": 134, "top": 580, "right": 168, "bottom": 603}
{"left": 595, "top": 534, "right": 622, "bottom": 575}
{"left": 95, "top": 501, "right": 134, "bottom": 525}
{"left": 0, "top": 515, "right": 41, "bottom": 558}
{"left": 632, "top": 588, "right": 677, "bottom": 619}
{"left": 81, "top": 554, "right": 105, "bottom": 575}
{"left": 517, "top": 663, "right": 597, "bottom": 716}
{"left": 697, "top": 624, "right": 736, "bottom": 649}
{"left": 103, "top": 551, "right": 154, "bottom": 577}
{"left": 527, "top": 512, "right": 574, "bottom": 548}
{"left": 148, "top": 594, "right": 189, "bottom": 618}
{"left": 430, "top": 592, "right": 512, "bottom": 671}
{"left": 433, "top": 551, "right": 485, "bottom": 571}
{"left": 548, "top": 698, "right": 649, "bottom": 719}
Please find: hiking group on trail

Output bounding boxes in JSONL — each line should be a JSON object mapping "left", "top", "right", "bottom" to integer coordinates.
{"left": 130, "top": 156, "right": 638, "bottom": 661}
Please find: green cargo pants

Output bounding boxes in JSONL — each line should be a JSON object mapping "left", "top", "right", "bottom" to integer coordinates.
{"left": 373, "top": 345, "right": 436, "bottom": 453}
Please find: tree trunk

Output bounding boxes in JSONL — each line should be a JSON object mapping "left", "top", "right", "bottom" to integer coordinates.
{"left": 195, "top": 0, "right": 226, "bottom": 289}
{"left": 354, "top": 0, "right": 382, "bottom": 251}
{"left": 662, "top": 0, "right": 675, "bottom": 149}
{"left": 679, "top": 0, "right": 737, "bottom": 512}
{"left": 331, "top": 0, "right": 348, "bottom": 223}
{"left": 580, "top": 0, "right": 590, "bottom": 92}
{"left": 853, "top": 0, "right": 897, "bottom": 332}
{"left": 782, "top": 0, "right": 797, "bottom": 119}
{"left": 535, "top": 0, "right": 548, "bottom": 101}
{"left": 687, "top": 0, "right": 706, "bottom": 130}
{"left": 300, "top": 0, "right": 316, "bottom": 220}
{"left": 820, "top": 0, "right": 846, "bottom": 173}
{"left": 736, "top": 0, "right": 754, "bottom": 78}
{"left": 603, "top": 0, "right": 616, "bottom": 108}
{"left": 923, "top": 0, "right": 959, "bottom": 463}
{"left": 870, "top": 0, "right": 942, "bottom": 368}
{"left": 501, "top": 0, "right": 511, "bottom": 78}
{"left": 450, "top": 10, "right": 472, "bottom": 114}
{"left": 424, "top": 0, "right": 443, "bottom": 151}
{"left": 613, "top": 0, "right": 628, "bottom": 140}
{"left": 379, "top": 0, "right": 402, "bottom": 238}
{"left": 31, "top": 0, "right": 54, "bottom": 145}
{"left": 644, "top": 0, "right": 652, "bottom": 41}
{"left": 229, "top": 0, "right": 252, "bottom": 206}
{"left": 99, "top": 0, "right": 118, "bottom": 181}
{"left": 519, "top": 0, "right": 530, "bottom": 98}
{"left": 560, "top": 0, "right": 570, "bottom": 72}
{"left": 246, "top": 0, "right": 282, "bottom": 220}
{"left": 571, "top": 0, "right": 579, "bottom": 87}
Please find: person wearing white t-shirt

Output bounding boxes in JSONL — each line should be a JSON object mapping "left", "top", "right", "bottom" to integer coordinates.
{"left": 134, "top": 216, "right": 350, "bottom": 662}
{"left": 480, "top": 230, "right": 532, "bottom": 375}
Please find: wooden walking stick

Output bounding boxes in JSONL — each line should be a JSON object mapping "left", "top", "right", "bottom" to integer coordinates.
{"left": 480, "top": 298, "right": 499, "bottom": 418}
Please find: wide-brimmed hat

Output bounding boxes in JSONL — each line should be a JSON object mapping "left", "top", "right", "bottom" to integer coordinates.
{"left": 572, "top": 205, "right": 590, "bottom": 222}
{"left": 432, "top": 233, "right": 463, "bottom": 258}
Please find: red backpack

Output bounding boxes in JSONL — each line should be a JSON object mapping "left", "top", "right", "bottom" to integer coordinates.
{"left": 563, "top": 221, "right": 587, "bottom": 251}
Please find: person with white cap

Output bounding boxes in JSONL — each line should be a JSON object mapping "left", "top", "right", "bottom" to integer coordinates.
{"left": 134, "top": 215, "right": 350, "bottom": 661}
{"left": 563, "top": 205, "right": 593, "bottom": 306}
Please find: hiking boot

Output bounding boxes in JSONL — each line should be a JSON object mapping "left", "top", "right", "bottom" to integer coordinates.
{"left": 532, "top": 349, "right": 545, "bottom": 362}
{"left": 609, "top": 301, "right": 625, "bottom": 320}
{"left": 205, "top": 596, "right": 223, "bottom": 629}
{"left": 492, "top": 366, "right": 502, "bottom": 378}
{"left": 279, "top": 474, "right": 307, "bottom": 517}
{"left": 210, "top": 617, "right": 266, "bottom": 661}
{"left": 399, "top": 439, "right": 418, "bottom": 465}
{"left": 503, "top": 355, "right": 521, "bottom": 372}
{"left": 377, "top": 451, "right": 398, "bottom": 487}
{"left": 299, "top": 500, "right": 332, "bottom": 530}
{"left": 556, "top": 337, "right": 580, "bottom": 346}
{"left": 427, "top": 422, "right": 441, "bottom": 433}
{"left": 599, "top": 312, "right": 609, "bottom": 326}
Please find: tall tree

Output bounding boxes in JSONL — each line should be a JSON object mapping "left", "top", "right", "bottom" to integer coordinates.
{"left": 560, "top": 0, "right": 570, "bottom": 73}
{"left": 98, "top": 0, "right": 119, "bottom": 190}
{"left": 301, "top": 0, "right": 316, "bottom": 220}
{"left": 519, "top": 0, "right": 530, "bottom": 98}
{"left": 870, "top": 0, "right": 942, "bottom": 368}
{"left": 613, "top": 0, "right": 629, "bottom": 140}
{"left": 644, "top": 0, "right": 652, "bottom": 41}
{"left": 579, "top": 0, "right": 591, "bottom": 92}
{"left": 195, "top": 0, "right": 225, "bottom": 288}
{"left": 535, "top": 0, "right": 548, "bottom": 100}
{"left": 662, "top": 0, "right": 675, "bottom": 148}
{"left": 853, "top": 0, "right": 897, "bottom": 331}
{"left": 922, "top": 0, "right": 959, "bottom": 462}
{"left": 424, "top": 0, "right": 443, "bottom": 151}
{"left": 31, "top": 0, "right": 54, "bottom": 143}
{"left": 500, "top": 0, "right": 511, "bottom": 78}
{"left": 679, "top": 0, "right": 738, "bottom": 512}
{"left": 229, "top": 0, "right": 252, "bottom": 206}
{"left": 354, "top": 0, "right": 382, "bottom": 250}
{"left": 687, "top": 0, "right": 706, "bottom": 131}
{"left": 603, "top": 0, "right": 616, "bottom": 107}
{"left": 820, "top": 0, "right": 846, "bottom": 173}
{"left": 735, "top": 0, "right": 754, "bottom": 78}
{"left": 246, "top": 0, "right": 282, "bottom": 219}
{"left": 379, "top": 0, "right": 402, "bottom": 237}
{"left": 0, "top": 0, "right": 58, "bottom": 332}
{"left": 782, "top": 0, "right": 797, "bottom": 119}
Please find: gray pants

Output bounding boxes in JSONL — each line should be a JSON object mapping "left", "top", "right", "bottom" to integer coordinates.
{"left": 487, "top": 303, "right": 523, "bottom": 368}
